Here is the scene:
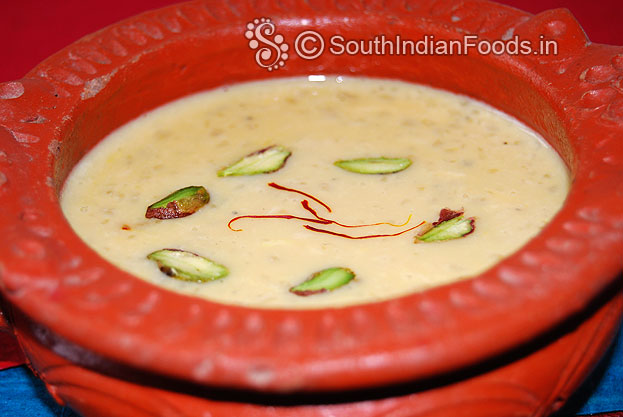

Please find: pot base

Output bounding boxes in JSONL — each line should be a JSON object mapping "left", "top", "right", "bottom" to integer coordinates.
{"left": 7, "top": 279, "right": 622, "bottom": 417}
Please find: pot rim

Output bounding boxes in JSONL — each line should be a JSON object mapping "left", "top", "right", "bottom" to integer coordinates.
{"left": 0, "top": 0, "right": 622, "bottom": 392}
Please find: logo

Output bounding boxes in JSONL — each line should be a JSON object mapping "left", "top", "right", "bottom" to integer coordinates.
{"left": 244, "top": 18, "right": 289, "bottom": 71}
{"left": 244, "top": 18, "right": 559, "bottom": 71}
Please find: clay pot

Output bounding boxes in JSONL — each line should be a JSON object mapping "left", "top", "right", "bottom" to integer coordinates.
{"left": 0, "top": 1, "right": 622, "bottom": 416}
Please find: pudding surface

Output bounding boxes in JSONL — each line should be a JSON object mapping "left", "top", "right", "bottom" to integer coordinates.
{"left": 61, "top": 77, "right": 569, "bottom": 308}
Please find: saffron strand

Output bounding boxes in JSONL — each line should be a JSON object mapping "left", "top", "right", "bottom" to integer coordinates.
{"left": 268, "top": 182, "right": 332, "bottom": 212}
{"left": 228, "top": 182, "right": 422, "bottom": 238}
{"left": 303, "top": 221, "right": 425, "bottom": 240}
{"left": 228, "top": 214, "right": 331, "bottom": 231}
{"left": 300, "top": 200, "right": 412, "bottom": 228}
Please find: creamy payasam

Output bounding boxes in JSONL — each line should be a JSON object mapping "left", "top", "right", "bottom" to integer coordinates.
{"left": 61, "top": 77, "right": 569, "bottom": 309}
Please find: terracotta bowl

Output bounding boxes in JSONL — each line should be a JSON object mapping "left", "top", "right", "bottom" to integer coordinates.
{"left": 1, "top": 1, "right": 622, "bottom": 416}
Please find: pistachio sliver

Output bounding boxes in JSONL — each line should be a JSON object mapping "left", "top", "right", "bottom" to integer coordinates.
{"left": 290, "top": 267, "right": 355, "bottom": 296}
{"left": 217, "top": 145, "right": 291, "bottom": 177}
{"left": 147, "top": 249, "right": 228, "bottom": 282}
{"left": 334, "top": 157, "right": 411, "bottom": 174}
{"left": 145, "top": 186, "right": 209, "bottom": 219}
{"left": 416, "top": 209, "right": 475, "bottom": 242}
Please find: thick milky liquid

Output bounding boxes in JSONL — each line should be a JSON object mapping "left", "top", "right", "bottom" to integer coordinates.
{"left": 61, "top": 77, "right": 569, "bottom": 308}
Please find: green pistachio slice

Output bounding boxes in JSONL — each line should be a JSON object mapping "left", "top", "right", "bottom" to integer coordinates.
{"left": 290, "top": 267, "right": 355, "bottom": 296}
{"left": 147, "top": 249, "right": 228, "bottom": 282}
{"left": 217, "top": 145, "right": 291, "bottom": 177}
{"left": 145, "top": 186, "right": 209, "bottom": 219}
{"left": 334, "top": 157, "right": 411, "bottom": 174}
{"left": 416, "top": 209, "right": 475, "bottom": 242}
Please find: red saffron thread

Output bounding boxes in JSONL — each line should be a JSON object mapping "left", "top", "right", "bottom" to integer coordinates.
{"left": 228, "top": 182, "right": 421, "bottom": 237}
{"left": 228, "top": 215, "right": 331, "bottom": 231}
{"left": 268, "top": 182, "right": 332, "bottom": 212}
{"left": 303, "top": 221, "right": 426, "bottom": 239}
{"left": 300, "top": 200, "right": 411, "bottom": 228}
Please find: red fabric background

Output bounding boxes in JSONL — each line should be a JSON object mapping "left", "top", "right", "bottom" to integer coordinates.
{"left": 0, "top": 312, "right": 24, "bottom": 370}
{"left": 0, "top": 0, "right": 621, "bottom": 83}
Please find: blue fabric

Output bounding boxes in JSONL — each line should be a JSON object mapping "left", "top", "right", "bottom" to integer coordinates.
{"left": 0, "top": 366, "right": 78, "bottom": 417}
{"left": 1, "top": 327, "right": 622, "bottom": 416}
{"left": 576, "top": 326, "right": 623, "bottom": 415}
